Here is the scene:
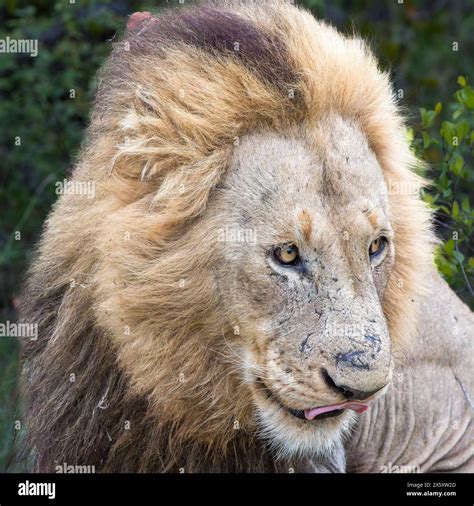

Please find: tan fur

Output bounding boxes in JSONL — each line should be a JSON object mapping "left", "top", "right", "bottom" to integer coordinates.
{"left": 298, "top": 209, "right": 313, "bottom": 241}
{"left": 21, "top": 0, "right": 435, "bottom": 472}
{"left": 367, "top": 211, "right": 379, "bottom": 229}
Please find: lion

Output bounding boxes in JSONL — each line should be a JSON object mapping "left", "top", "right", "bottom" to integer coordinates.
{"left": 20, "top": 0, "right": 473, "bottom": 473}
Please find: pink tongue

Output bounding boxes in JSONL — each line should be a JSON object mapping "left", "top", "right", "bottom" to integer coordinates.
{"left": 304, "top": 401, "right": 368, "bottom": 421}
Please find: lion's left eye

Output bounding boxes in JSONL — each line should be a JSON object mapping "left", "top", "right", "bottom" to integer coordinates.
{"left": 369, "top": 237, "right": 387, "bottom": 259}
{"left": 274, "top": 243, "right": 300, "bottom": 265}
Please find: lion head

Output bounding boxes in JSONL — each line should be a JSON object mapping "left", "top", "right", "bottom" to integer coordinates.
{"left": 22, "top": 0, "right": 433, "bottom": 471}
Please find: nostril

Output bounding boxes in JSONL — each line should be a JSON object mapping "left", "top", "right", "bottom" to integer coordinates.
{"left": 321, "top": 369, "right": 354, "bottom": 398}
{"left": 321, "top": 369, "right": 382, "bottom": 400}
{"left": 340, "top": 387, "right": 355, "bottom": 398}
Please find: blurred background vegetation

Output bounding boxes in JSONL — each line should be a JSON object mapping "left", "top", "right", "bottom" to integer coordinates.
{"left": 0, "top": 0, "right": 473, "bottom": 471}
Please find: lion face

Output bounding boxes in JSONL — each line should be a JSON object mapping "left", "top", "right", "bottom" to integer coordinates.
{"left": 211, "top": 116, "right": 394, "bottom": 457}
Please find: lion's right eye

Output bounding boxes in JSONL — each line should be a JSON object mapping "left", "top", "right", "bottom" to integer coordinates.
{"left": 273, "top": 243, "right": 300, "bottom": 265}
{"left": 369, "top": 236, "right": 387, "bottom": 260}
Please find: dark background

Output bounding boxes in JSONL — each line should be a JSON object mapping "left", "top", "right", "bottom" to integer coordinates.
{"left": 1, "top": 0, "right": 473, "bottom": 472}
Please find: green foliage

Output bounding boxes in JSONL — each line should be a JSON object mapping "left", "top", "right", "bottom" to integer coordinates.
{"left": 0, "top": 336, "right": 20, "bottom": 472}
{"left": 410, "top": 77, "right": 474, "bottom": 307}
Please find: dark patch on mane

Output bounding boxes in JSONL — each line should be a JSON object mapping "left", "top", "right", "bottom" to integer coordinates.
{"left": 128, "top": 5, "right": 298, "bottom": 90}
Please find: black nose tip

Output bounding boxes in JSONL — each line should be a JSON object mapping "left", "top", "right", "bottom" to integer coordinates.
{"left": 322, "top": 369, "right": 383, "bottom": 401}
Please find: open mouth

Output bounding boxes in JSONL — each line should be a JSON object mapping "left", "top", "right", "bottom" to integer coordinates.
{"left": 256, "top": 377, "right": 369, "bottom": 421}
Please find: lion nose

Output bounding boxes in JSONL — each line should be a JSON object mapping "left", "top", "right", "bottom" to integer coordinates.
{"left": 322, "top": 369, "right": 386, "bottom": 401}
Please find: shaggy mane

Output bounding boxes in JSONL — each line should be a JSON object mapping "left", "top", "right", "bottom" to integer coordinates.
{"left": 20, "top": 0, "right": 433, "bottom": 472}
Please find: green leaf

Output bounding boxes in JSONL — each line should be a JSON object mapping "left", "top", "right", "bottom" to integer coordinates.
{"left": 422, "top": 131, "right": 431, "bottom": 149}
{"left": 468, "top": 257, "right": 474, "bottom": 269}
{"left": 459, "top": 86, "right": 474, "bottom": 109}
{"left": 434, "top": 102, "right": 442, "bottom": 115}
{"left": 452, "top": 107, "right": 465, "bottom": 120}
{"left": 436, "top": 255, "right": 453, "bottom": 278}
{"left": 444, "top": 239, "right": 455, "bottom": 255}
{"left": 462, "top": 198, "right": 470, "bottom": 212}
{"left": 440, "top": 121, "right": 456, "bottom": 145}
{"left": 452, "top": 201, "right": 460, "bottom": 219}
{"left": 457, "top": 75, "right": 467, "bottom": 87}
{"left": 453, "top": 250, "right": 465, "bottom": 264}
{"left": 442, "top": 188, "right": 453, "bottom": 199}
{"left": 420, "top": 108, "right": 436, "bottom": 128}
{"left": 439, "top": 171, "right": 449, "bottom": 189}
{"left": 405, "top": 127, "right": 414, "bottom": 145}
{"left": 449, "top": 154, "right": 464, "bottom": 176}
{"left": 422, "top": 193, "right": 434, "bottom": 204}
{"left": 456, "top": 120, "right": 470, "bottom": 142}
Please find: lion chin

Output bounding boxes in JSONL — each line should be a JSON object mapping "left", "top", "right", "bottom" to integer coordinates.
{"left": 253, "top": 394, "right": 358, "bottom": 461}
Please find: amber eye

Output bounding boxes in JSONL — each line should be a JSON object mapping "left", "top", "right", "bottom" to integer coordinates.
{"left": 369, "top": 237, "right": 387, "bottom": 259}
{"left": 274, "top": 243, "right": 300, "bottom": 265}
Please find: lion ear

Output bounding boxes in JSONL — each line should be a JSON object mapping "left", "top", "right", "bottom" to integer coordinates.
{"left": 127, "top": 11, "right": 158, "bottom": 33}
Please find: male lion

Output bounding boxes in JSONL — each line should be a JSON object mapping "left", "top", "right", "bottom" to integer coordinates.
{"left": 20, "top": 0, "right": 473, "bottom": 472}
